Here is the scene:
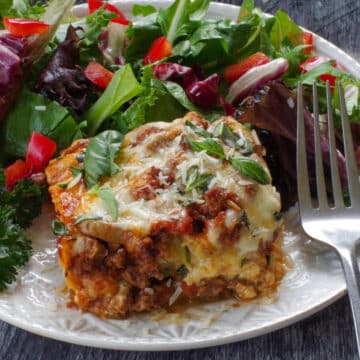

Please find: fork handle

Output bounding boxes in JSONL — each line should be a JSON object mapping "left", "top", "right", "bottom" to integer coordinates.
{"left": 338, "top": 244, "right": 360, "bottom": 356}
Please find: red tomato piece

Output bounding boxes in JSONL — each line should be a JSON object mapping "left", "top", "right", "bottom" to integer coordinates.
{"left": 111, "top": 17, "right": 130, "bottom": 25}
{"left": 88, "top": 0, "right": 128, "bottom": 22}
{"left": 3, "top": 18, "right": 50, "bottom": 37}
{"left": 223, "top": 52, "right": 270, "bottom": 83}
{"left": 302, "top": 31, "right": 313, "bottom": 54}
{"left": 143, "top": 36, "right": 172, "bottom": 65}
{"left": 25, "top": 132, "right": 57, "bottom": 174}
{"left": 84, "top": 61, "right": 114, "bottom": 88}
{"left": 4, "top": 159, "right": 27, "bottom": 189}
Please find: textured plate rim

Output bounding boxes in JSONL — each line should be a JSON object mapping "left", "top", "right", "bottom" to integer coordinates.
{"left": 1, "top": 0, "right": 359, "bottom": 351}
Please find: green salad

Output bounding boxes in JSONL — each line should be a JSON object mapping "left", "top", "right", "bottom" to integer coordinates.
{"left": 0, "top": 0, "right": 359, "bottom": 290}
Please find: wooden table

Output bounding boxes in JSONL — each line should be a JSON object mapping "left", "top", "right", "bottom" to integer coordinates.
{"left": 1, "top": 0, "right": 359, "bottom": 358}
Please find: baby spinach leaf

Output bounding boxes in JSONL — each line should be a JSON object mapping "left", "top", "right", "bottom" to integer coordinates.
{"left": 229, "top": 156, "right": 269, "bottom": 184}
{"left": 188, "top": 139, "right": 225, "bottom": 159}
{"left": 84, "top": 130, "right": 124, "bottom": 188}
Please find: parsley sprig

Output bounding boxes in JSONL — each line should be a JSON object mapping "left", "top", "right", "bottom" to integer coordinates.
{"left": 0, "top": 171, "right": 44, "bottom": 291}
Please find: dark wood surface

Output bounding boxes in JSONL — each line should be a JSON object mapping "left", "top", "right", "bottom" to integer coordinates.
{"left": 1, "top": 0, "right": 359, "bottom": 359}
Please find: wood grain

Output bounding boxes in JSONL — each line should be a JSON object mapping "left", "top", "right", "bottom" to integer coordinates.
{"left": 1, "top": 0, "right": 359, "bottom": 359}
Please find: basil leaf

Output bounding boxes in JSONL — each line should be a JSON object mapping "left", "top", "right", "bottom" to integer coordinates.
{"left": 214, "top": 123, "right": 238, "bottom": 148}
{"left": 184, "top": 166, "right": 198, "bottom": 192}
{"left": 188, "top": 139, "right": 226, "bottom": 159}
{"left": 71, "top": 166, "right": 83, "bottom": 178}
{"left": 51, "top": 219, "right": 70, "bottom": 236}
{"left": 90, "top": 186, "right": 118, "bottom": 221}
{"left": 185, "top": 120, "right": 212, "bottom": 138}
{"left": 185, "top": 167, "right": 213, "bottom": 193}
{"left": 214, "top": 123, "right": 253, "bottom": 155}
{"left": 84, "top": 130, "right": 124, "bottom": 188}
{"left": 229, "top": 156, "right": 269, "bottom": 184}
{"left": 73, "top": 214, "right": 102, "bottom": 225}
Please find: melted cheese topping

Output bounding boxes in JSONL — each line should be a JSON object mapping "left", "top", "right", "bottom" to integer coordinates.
{"left": 75, "top": 113, "right": 282, "bottom": 283}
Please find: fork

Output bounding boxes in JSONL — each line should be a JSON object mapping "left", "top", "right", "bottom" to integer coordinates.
{"left": 297, "top": 81, "right": 360, "bottom": 354}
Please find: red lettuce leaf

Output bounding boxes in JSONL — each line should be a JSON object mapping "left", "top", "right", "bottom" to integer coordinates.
{"left": 238, "top": 81, "right": 349, "bottom": 209}
{"left": 36, "top": 26, "right": 96, "bottom": 114}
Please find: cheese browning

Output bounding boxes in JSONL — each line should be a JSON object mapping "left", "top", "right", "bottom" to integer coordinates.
{"left": 46, "top": 112, "right": 288, "bottom": 318}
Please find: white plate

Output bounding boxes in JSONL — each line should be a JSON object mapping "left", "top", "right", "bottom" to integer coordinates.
{"left": 0, "top": 1, "right": 359, "bottom": 351}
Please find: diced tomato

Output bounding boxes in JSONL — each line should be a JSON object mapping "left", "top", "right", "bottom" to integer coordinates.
{"left": 111, "top": 17, "right": 130, "bottom": 25}
{"left": 302, "top": 31, "right": 313, "bottom": 54}
{"left": 223, "top": 52, "right": 270, "bottom": 83}
{"left": 4, "top": 159, "right": 28, "bottom": 189}
{"left": 25, "top": 132, "right": 57, "bottom": 174}
{"left": 88, "top": 0, "right": 128, "bottom": 22}
{"left": 143, "top": 36, "right": 172, "bottom": 65}
{"left": 181, "top": 283, "right": 199, "bottom": 298}
{"left": 3, "top": 18, "right": 50, "bottom": 37}
{"left": 299, "top": 56, "right": 338, "bottom": 86}
{"left": 84, "top": 61, "right": 114, "bottom": 88}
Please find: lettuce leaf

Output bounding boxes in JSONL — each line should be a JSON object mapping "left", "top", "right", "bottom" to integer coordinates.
{"left": 1, "top": 87, "right": 82, "bottom": 159}
{"left": 84, "top": 64, "right": 143, "bottom": 136}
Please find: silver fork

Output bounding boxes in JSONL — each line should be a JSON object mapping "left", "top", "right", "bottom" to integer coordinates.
{"left": 297, "top": 81, "right": 360, "bottom": 354}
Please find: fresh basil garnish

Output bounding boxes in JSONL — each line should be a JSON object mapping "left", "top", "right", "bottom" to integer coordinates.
{"left": 229, "top": 156, "right": 269, "bottom": 184}
{"left": 184, "top": 166, "right": 213, "bottom": 193}
{"left": 51, "top": 219, "right": 70, "bottom": 236}
{"left": 214, "top": 123, "right": 253, "bottom": 155}
{"left": 185, "top": 120, "right": 212, "bottom": 138}
{"left": 84, "top": 130, "right": 124, "bottom": 188}
{"left": 188, "top": 138, "right": 225, "bottom": 159}
{"left": 71, "top": 166, "right": 83, "bottom": 178}
{"left": 90, "top": 185, "right": 119, "bottom": 221}
{"left": 73, "top": 214, "right": 103, "bottom": 225}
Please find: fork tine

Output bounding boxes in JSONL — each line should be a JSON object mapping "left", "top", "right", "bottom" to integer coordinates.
{"left": 337, "top": 82, "right": 360, "bottom": 204}
{"left": 312, "top": 83, "right": 328, "bottom": 209}
{"left": 297, "top": 83, "right": 312, "bottom": 211}
{"left": 326, "top": 81, "right": 344, "bottom": 207}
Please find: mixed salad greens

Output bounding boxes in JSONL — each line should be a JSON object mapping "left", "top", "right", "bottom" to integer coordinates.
{"left": 0, "top": 0, "right": 359, "bottom": 291}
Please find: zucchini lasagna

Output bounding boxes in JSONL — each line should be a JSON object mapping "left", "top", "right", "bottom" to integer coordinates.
{"left": 45, "top": 112, "right": 287, "bottom": 318}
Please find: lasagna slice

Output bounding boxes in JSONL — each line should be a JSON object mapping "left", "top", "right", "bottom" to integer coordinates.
{"left": 45, "top": 112, "right": 287, "bottom": 318}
